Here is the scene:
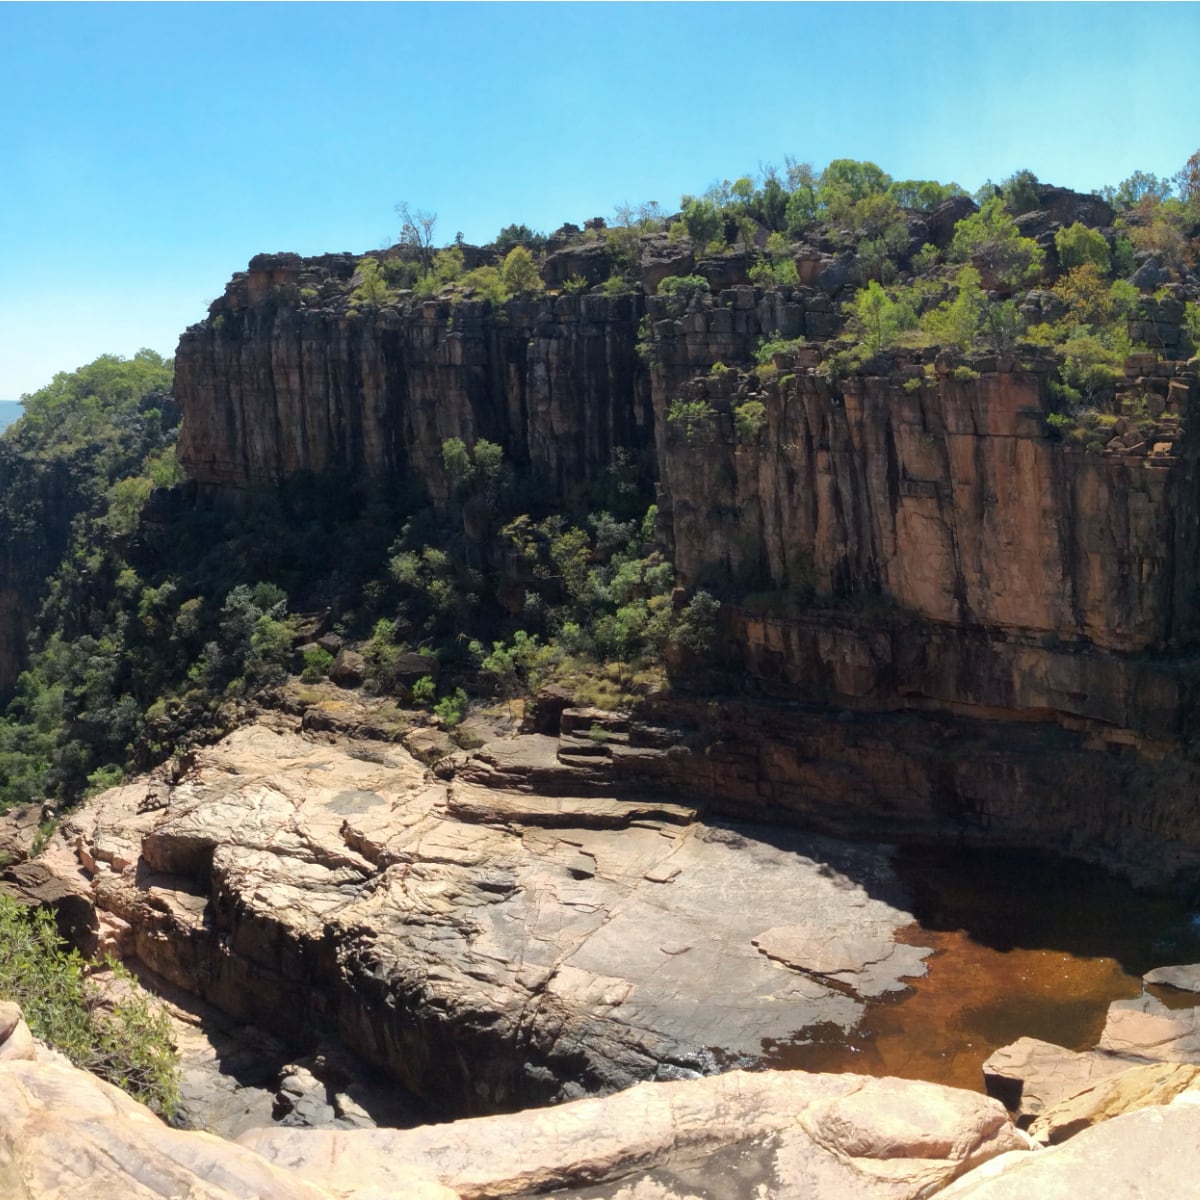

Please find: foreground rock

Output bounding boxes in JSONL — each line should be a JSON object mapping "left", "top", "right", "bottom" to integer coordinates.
{"left": 61, "top": 721, "right": 932, "bottom": 1116}
{"left": 982, "top": 962, "right": 1200, "bottom": 1145}
{"left": 0, "top": 1006, "right": 1034, "bottom": 1200}
{"left": 243, "top": 1070, "right": 1033, "bottom": 1200}
{"left": 938, "top": 1093, "right": 1200, "bottom": 1198}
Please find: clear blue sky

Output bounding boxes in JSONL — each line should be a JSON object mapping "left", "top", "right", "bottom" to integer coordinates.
{"left": 1, "top": 1, "right": 1197, "bottom": 400}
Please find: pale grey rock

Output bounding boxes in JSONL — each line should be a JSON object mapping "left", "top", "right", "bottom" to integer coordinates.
{"left": 982, "top": 1036, "right": 1143, "bottom": 1116}
{"left": 243, "top": 1069, "right": 1032, "bottom": 1200}
{"left": 1144, "top": 962, "right": 1200, "bottom": 993}
{"left": 938, "top": 1092, "right": 1200, "bottom": 1198}
{"left": 62, "top": 722, "right": 933, "bottom": 1116}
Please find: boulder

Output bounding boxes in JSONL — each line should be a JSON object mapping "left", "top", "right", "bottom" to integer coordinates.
{"left": 937, "top": 1093, "right": 1200, "bottom": 1198}
{"left": 925, "top": 195, "right": 979, "bottom": 250}
{"left": 328, "top": 649, "right": 366, "bottom": 688}
{"left": 1027, "top": 1060, "right": 1200, "bottom": 1144}
{"left": 541, "top": 240, "right": 611, "bottom": 291}
{"left": 981, "top": 1037, "right": 1137, "bottom": 1116}
{"left": 0, "top": 854, "right": 98, "bottom": 954}
{"left": 1098, "top": 992, "right": 1200, "bottom": 1062}
{"left": 1145, "top": 963, "right": 1200, "bottom": 993}
{"left": 696, "top": 252, "right": 750, "bottom": 291}
{"left": 0, "top": 1056, "right": 354, "bottom": 1200}
{"left": 641, "top": 232, "right": 695, "bottom": 293}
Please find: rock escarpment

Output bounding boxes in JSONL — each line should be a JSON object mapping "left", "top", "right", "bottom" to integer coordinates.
{"left": 174, "top": 261, "right": 1200, "bottom": 886}
{"left": 176, "top": 254, "right": 652, "bottom": 503}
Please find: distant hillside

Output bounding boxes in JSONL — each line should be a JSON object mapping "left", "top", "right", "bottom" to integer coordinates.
{"left": 0, "top": 401, "right": 23, "bottom": 431}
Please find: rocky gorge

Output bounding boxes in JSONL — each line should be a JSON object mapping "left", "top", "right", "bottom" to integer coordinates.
{"left": 6, "top": 174, "right": 1200, "bottom": 1194}
{"left": 166, "top": 231, "right": 1200, "bottom": 890}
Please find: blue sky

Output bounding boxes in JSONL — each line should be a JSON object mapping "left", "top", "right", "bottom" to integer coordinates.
{"left": 2, "top": 1, "right": 1198, "bottom": 400}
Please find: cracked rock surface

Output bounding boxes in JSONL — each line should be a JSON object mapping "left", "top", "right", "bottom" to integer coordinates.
{"left": 62, "top": 720, "right": 931, "bottom": 1116}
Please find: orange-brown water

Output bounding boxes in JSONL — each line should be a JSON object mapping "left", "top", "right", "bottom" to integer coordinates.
{"left": 764, "top": 847, "right": 1200, "bottom": 1093}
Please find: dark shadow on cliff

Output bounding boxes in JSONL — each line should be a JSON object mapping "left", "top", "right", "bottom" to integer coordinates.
{"left": 891, "top": 843, "right": 1200, "bottom": 976}
{"left": 696, "top": 814, "right": 1200, "bottom": 978}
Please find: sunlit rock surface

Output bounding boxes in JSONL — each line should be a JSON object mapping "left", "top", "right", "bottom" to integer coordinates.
{"left": 242, "top": 1070, "right": 1032, "bottom": 1200}
{"left": 61, "top": 718, "right": 931, "bottom": 1115}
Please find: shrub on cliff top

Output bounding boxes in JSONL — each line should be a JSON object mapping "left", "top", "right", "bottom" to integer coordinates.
{"left": 658, "top": 274, "right": 710, "bottom": 300}
{"left": 500, "top": 245, "right": 541, "bottom": 296}
{"left": 350, "top": 257, "right": 397, "bottom": 307}
{"left": 951, "top": 198, "right": 1044, "bottom": 289}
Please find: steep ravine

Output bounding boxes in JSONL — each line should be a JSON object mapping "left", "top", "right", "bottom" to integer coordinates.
{"left": 174, "top": 257, "right": 1200, "bottom": 889}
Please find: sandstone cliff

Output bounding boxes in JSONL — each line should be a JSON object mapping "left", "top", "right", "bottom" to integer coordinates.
{"left": 172, "top": 260, "right": 1200, "bottom": 886}
{"left": 176, "top": 254, "right": 652, "bottom": 504}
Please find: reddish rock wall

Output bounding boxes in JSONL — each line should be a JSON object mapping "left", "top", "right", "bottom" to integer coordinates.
{"left": 176, "top": 255, "right": 652, "bottom": 504}
{"left": 172, "top": 260, "right": 1200, "bottom": 883}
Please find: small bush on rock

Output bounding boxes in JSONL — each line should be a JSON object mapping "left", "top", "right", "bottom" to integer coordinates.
{"left": 0, "top": 896, "right": 179, "bottom": 1118}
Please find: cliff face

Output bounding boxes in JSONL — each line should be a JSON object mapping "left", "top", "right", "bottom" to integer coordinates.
{"left": 176, "top": 254, "right": 652, "bottom": 504}
{"left": 646, "top": 298, "right": 1200, "bottom": 746}
{"left": 173, "top": 257, "right": 1200, "bottom": 882}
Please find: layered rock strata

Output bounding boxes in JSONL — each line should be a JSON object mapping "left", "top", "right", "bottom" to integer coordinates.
{"left": 59, "top": 719, "right": 933, "bottom": 1117}
{"left": 176, "top": 256, "right": 652, "bottom": 503}
{"left": 173, "top": 263, "right": 1200, "bottom": 886}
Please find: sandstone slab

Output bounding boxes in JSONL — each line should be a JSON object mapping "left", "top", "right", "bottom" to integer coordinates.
{"left": 981, "top": 1036, "right": 1142, "bottom": 1116}
{"left": 0, "top": 1057, "right": 347, "bottom": 1200}
{"left": 242, "top": 1069, "right": 1032, "bottom": 1200}
{"left": 938, "top": 1092, "right": 1200, "bottom": 1198}
{"left": 63, "top": 722, "right": 932, "bottom": 1117}
{"left": 1098, "top": 992, "right": 1200, "bottom": 1062}
{"left": 1144, "top": 962, "right": 1200, "bottom": 993}
{"left": 1027, "top": 1060, "right": 1200, "bottom": 1144}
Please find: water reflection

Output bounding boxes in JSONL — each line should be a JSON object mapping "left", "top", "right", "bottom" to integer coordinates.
{"left": 763, "top": 846, "right": 1200, "bottom": 1093}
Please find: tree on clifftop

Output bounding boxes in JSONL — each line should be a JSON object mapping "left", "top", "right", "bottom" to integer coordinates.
{"left": 395, "top": 201, "right": 438, "bottom": 273}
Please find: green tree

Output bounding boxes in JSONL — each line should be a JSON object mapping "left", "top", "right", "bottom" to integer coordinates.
{"left": 887, "top": 179, "right": 965, "bottom": 209}
{"left": 1100, "top": 170, "right": 1172, "bottom": 210}
{"left": 749, "top": 170, "right": 789, "bottom": 232}
{"left": 818, "top": 159, "right": 892, "bottom": 220}
{"left": 460, "top": 265, "right": 511, "bottom": 305}
{"left": 433, "top": 246, "right": 465, "bottom": 283}
{"left": 501, "top": 245, "right": 541, "bottom": 295}
{"left": 0, "top": 896, "right": 179, "bottom": 1117}
{"left": 950, "top": 198, "right": 1044, "bottom": 289}
{"left": 680, "top": 196, "right": 723, "bottom": 249}
{"left": 849, "top": 281, "right": 917, "bottom": 356}
{"left": 1055, "top": 223, "right": 1110, "bottom": 272}
{"left": 852, "top": 192, "right": 910, "bottom": 282}
{"left": 921, "top": 265, "right": 988, "bottom": 352}
{"left": 350, "top": 257, "right": 396, "bottom": 307}
{"left": 784, "top": 159, "right": 819, "bottom": 233}
{"left": 749, "top": 235, "right": 799, "bottom": 288}
{"left": 1000, "top": 168, "right": 1041, "bottom": 214}
{"left": 667, "top": 398, "right": 717, "bottom": 445}
{"left": 496, "top": 222, "right": 536, "bottom": 249}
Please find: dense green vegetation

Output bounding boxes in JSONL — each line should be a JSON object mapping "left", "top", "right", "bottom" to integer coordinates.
{"left": 0, "top": 895, "right": 178, "bottom": 1116}
{"left": 0, "top": 352, "right": 715, "bottom": 812}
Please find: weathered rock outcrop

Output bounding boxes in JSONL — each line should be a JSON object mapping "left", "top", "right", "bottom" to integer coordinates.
{"left": 176, "top": 256, "right": 652, "bottom": 502}
{"left": 60, "top": 719, "right": 935, "bottom": 1117}
{"left": 172, "top": 258, "right": 1200, "bottom": 887}
{"left": 936, "top": 1093, "right": 1200, "bottom": 1198}
{"left": 0, "top": 993, "right": 1039, "bottom": 1200}
{"left": 243, "top": 1070, "right": 1033, "bottom": 1200}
